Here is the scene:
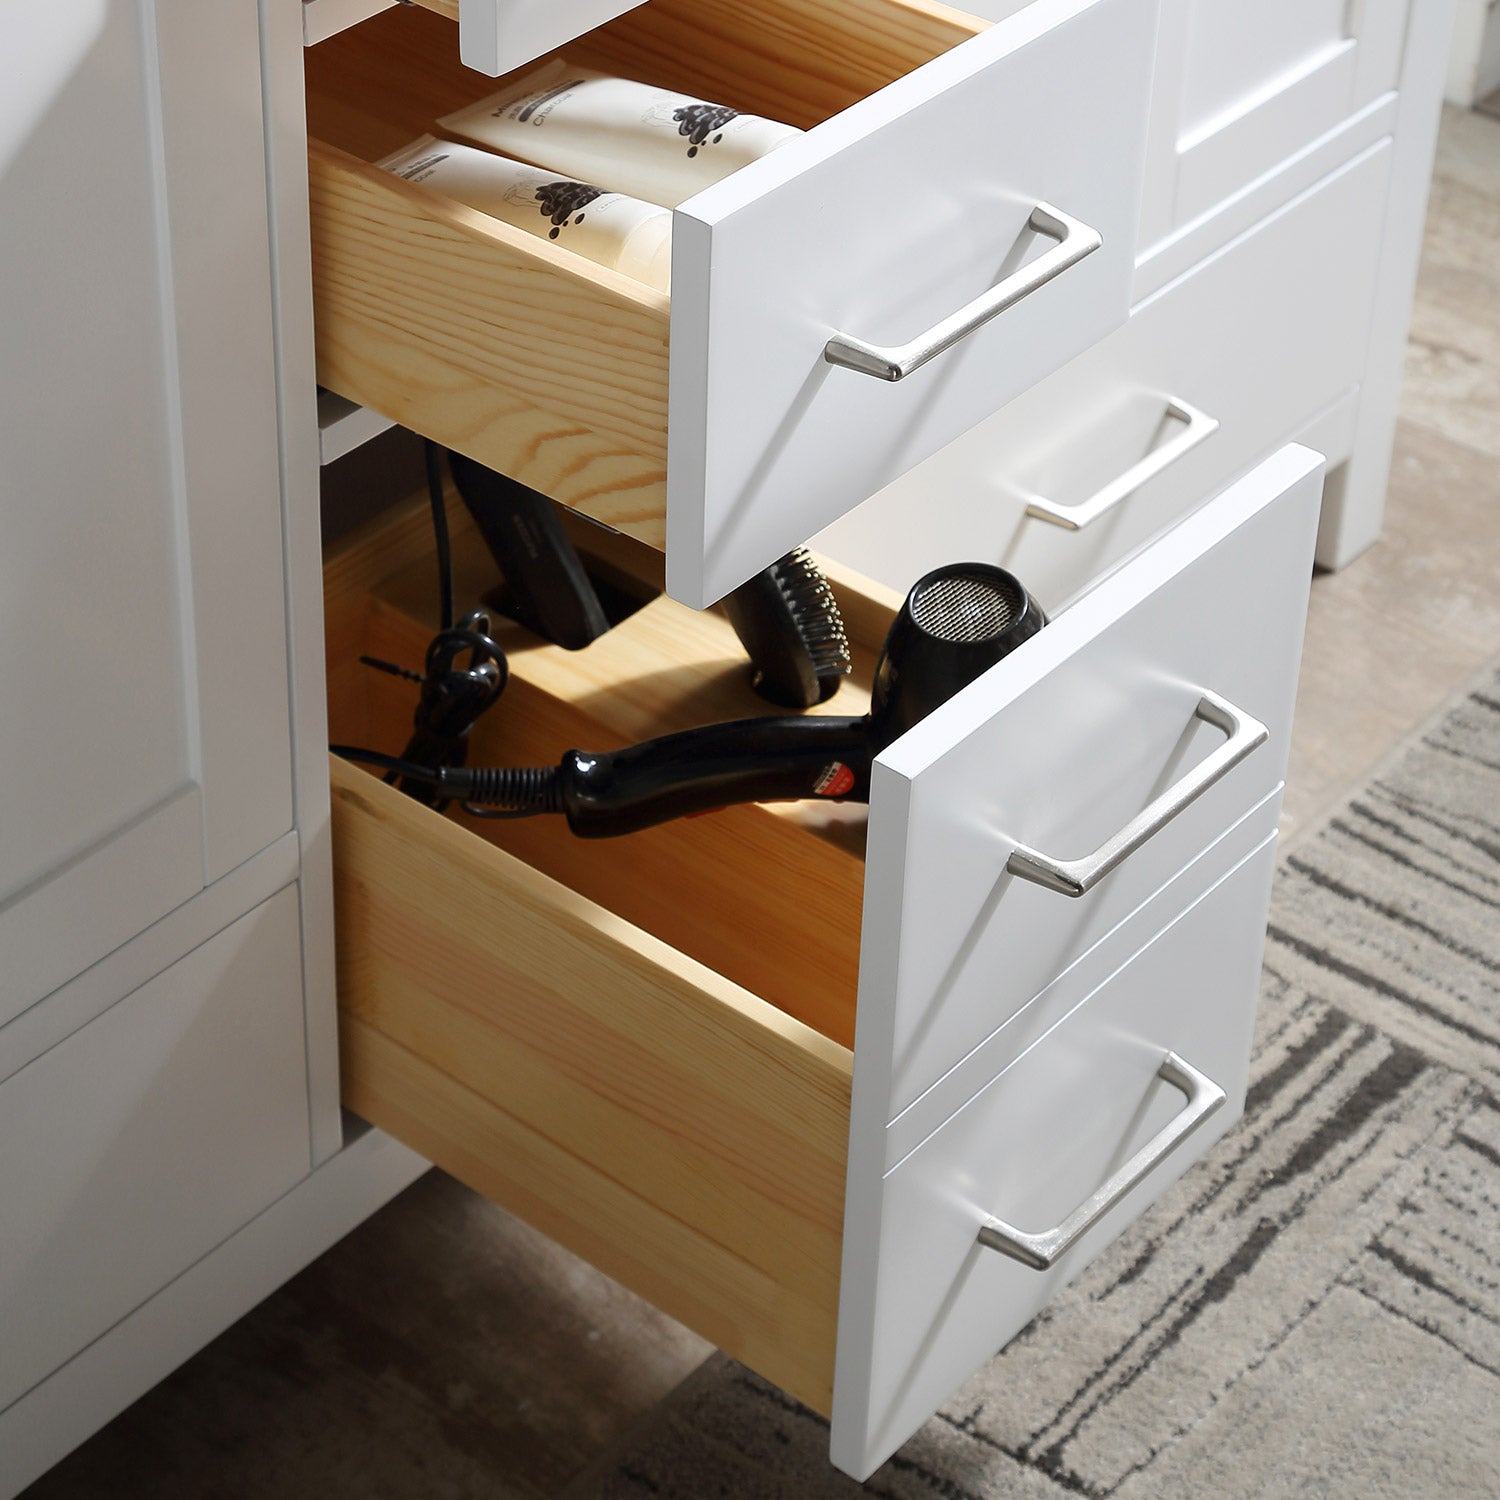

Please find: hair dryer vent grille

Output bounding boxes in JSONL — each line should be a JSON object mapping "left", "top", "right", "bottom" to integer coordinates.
{"left": 909, "top": 569, "right": 1024, "bottom": 643}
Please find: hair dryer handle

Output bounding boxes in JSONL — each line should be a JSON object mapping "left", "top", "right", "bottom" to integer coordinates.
{"left": 556, "top": 715, "right": 871, "bottom": 838}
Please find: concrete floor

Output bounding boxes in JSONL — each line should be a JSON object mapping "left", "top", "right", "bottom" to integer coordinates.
{"left": 22, "top": 107, "right": 1500, "bottom": 1499}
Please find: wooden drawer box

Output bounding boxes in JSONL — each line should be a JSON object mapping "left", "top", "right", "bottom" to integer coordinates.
{"left": 304, "top": 0, "right": 1157, "bottom": 607}
{"left": 325, "top": 446, "right": 1320, "bottom": 1478}
{"left": 813, "top": 138, "right": 1393, "bottom": 613}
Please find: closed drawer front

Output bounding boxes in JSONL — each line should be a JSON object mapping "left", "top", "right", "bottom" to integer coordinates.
{"left": 1139, "top": 0, "right": 1409, "bottom": 249}
{"left": 327, "top": 447, "right": 1319, "bottom": 1479}
{"left": 814, "top": 139, "right": 1393, "bottom": 613}
{"left": 304, "top": 0, "right": 1157, "bottom": 607}
{"left": 0, "top": 890, "right": 311, "bottom": 1413}
{"left": 834, "top": 829, "right": 1279, "bottom": 1476}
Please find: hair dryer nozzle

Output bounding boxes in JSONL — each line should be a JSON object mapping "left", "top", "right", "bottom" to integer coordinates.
{"left": 871, "top": 563, "right": 1045, "bottom": 746}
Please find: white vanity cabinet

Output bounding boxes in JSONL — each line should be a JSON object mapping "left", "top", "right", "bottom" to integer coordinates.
{"left": 0, "top": 0, "right": 1458, "bottom": 1492}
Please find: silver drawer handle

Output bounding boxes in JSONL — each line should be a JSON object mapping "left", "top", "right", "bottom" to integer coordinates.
{"left": 1025, "top": 398, "right": 1219, "bottom": 531}
{"left": 1007, "top": 690, "right": 1268, "bottom": 898}
{"left": 978, "top": 1051, "right": 1226, "bottom": 1270}
{"left": 823, "top": 203, "right": 1102, "bottom": 382}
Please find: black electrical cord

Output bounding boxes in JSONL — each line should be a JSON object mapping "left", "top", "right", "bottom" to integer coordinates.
{"left": 425, "top": 439, "right": 455, "bottom": 632}
{"left": 330, "top": 742, "right": 560, "bottom": 818}
{"left": 332, "top": 444, "right": 513, "bottom": 810}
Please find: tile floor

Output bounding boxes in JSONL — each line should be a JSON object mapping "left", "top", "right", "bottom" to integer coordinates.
{"left": 21, "top": 106, "right": 1500, "bottom": 1499}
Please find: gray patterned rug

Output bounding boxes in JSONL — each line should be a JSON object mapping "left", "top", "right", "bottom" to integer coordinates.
{"left": 579, "top": 672, "right": 1500, "bottom": 1500}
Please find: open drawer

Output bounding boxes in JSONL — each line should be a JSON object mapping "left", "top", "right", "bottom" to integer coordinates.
{"left": 304, "top": 0, "right": 1158, "bottom": 607}
{"left": 325, "top": 446, "right": 1321, "bottom": 1479}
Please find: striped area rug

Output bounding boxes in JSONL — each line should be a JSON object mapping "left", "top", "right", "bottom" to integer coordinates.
{"left": 581, "top": 671, "right": 1500, "bottom": 1500}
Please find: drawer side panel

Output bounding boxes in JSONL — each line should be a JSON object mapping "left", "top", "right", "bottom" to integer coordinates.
{"left": 307, "top": 142, "right": 672, "bottom": 548}
{"left": 331, "top": 762, "right": 852, "bottom": 1413}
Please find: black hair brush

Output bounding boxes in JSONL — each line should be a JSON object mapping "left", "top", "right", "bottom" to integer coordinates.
{"left": 448, "top": 449, "right": 851, "bottom": 709}
{"left": 721, "top": 548, "right": 853, "bottom": 708}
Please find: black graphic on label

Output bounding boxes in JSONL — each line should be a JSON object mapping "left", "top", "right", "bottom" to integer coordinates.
{"left": 532, "top": 180, "right": 604, "bottom": 238}
{"left": 672, "top": 102, "right": 739, "bottom": 157}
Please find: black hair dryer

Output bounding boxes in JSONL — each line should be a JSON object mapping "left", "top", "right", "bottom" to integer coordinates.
{"left": 444, "top": 562, "right": 1046, "bottom": 836}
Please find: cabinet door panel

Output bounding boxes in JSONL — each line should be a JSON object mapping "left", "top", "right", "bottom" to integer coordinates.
{"left": 0, "top": 0, "right": 292, "bottom": 1022}
{"left": 1140, "top": 0, "right": 1409, "bottom": 247}
{"left": 0, "top": 887, "right": 312, "bottom": 1414}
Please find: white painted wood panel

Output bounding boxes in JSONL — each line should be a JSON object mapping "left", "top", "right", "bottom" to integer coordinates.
{"left": 668, "top": 0, "right": 1157, "bottom": 605}
{"left": 154, "top": 0, "right": 295, "bottom": 886}
{"left": 832, "top": 833, "right": 1279, "bottom": 1479}
{"left": 265, "top": 0, "right": 349, "bottom": 1164}
{"left": 1178, "top": 0, "right": 1351, "bottom": 135}
{"left": 881, "top": 789, "right": 1282, "bottom": 1173}
{"left": 0, "top": 2, "right": 203, "bottom": 1015}
{"left": 0, "top": 887, "right": 311, "bottom": 1416}
{"left": 456, "top": 0, "right": 649, "bottom": 76}
{"left": 303, "top": 0, "right": 394, "bottom": 48}
{"left": 304, "top": 0, "right": 647, "bottom": 71}
{"left": 814, "top": 142, "right": 1393, "bottom": 613}
{"left": 853, "top": 445, "right": 1321, "bottom": 1129}
{"left": 0, "top": 0, "right": 293, "bottom": 1020}
{"left": 1139, "top": 0, "right": 1409, "bottom": 249}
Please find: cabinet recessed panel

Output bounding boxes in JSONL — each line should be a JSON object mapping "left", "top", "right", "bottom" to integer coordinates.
{"left": 0, "top": 0, "right": 293, "bottom": 1020}
{"left": 0, "top": 889, "right": 311, "bottom": 1413}
{"left": 1139, "top": 0, "right": 1409, "bottom": 248}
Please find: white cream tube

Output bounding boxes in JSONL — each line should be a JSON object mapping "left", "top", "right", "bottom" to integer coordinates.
{"left": 437, "top": 60, "right": 802, "bottom": 209}
{"left": 378, "top": 135, "right": 672, "bottom": 292}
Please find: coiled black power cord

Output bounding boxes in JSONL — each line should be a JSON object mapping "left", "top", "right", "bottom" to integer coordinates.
{"left": 328, "top": 743, "right": 563, "bottom": 817}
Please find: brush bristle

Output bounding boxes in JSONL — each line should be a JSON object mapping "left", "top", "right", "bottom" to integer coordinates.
{"left": 771, "top": 548, "right": 853, "bottom": 682}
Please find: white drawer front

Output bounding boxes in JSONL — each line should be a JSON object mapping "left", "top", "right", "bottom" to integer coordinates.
{"left": 851, "top": 446, "right": 1321, "bottom": 1129}
{"left": 1139, "top": 0, "right": 1409, "bottom": 247}
{"left": 667, "top": 0, "right": 1157, "bottom": 604}
{"left": 455, "top": 0, "right": 648, "bottom": 74}
{"left": 832, "top": 831, "right": 1279, "bottom": 1480}
{"left": 0, "top": 890, "right": 311, "bottom": 1412}
{"left": 815, "top": 140, "right": 1393, "bottom": 613}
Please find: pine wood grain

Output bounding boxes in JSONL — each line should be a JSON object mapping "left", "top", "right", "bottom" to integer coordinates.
{"left": 307, "top": 139, "right": 671, "bottom": 545}
{"left": 332, "top": 759, "right": 852, "bottom": 1413}
{"left": 591, "top": 0, "right": 983, "bottom": 127}
{"left": 304, "top": 0, "right": 981, "bottom": 146}
{"left": 304, "top": 0, "right": 987, "bottom": 562}
{"left": 323, "top": 488, "right": 884, "bottom": 1046}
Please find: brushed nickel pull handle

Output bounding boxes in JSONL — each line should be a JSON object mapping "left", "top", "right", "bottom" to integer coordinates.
{"left": 1007, "top": 691, "right": 1268, "bottom": 898}
{"left": 978, "top": 1051, "right": 1225, "bottom": 1270}
{"left": 1024, "top": 398, "right": 1219, "bottom": 530}
{"left": 823, "top": 203, "right": 1102, "bottom": 382}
